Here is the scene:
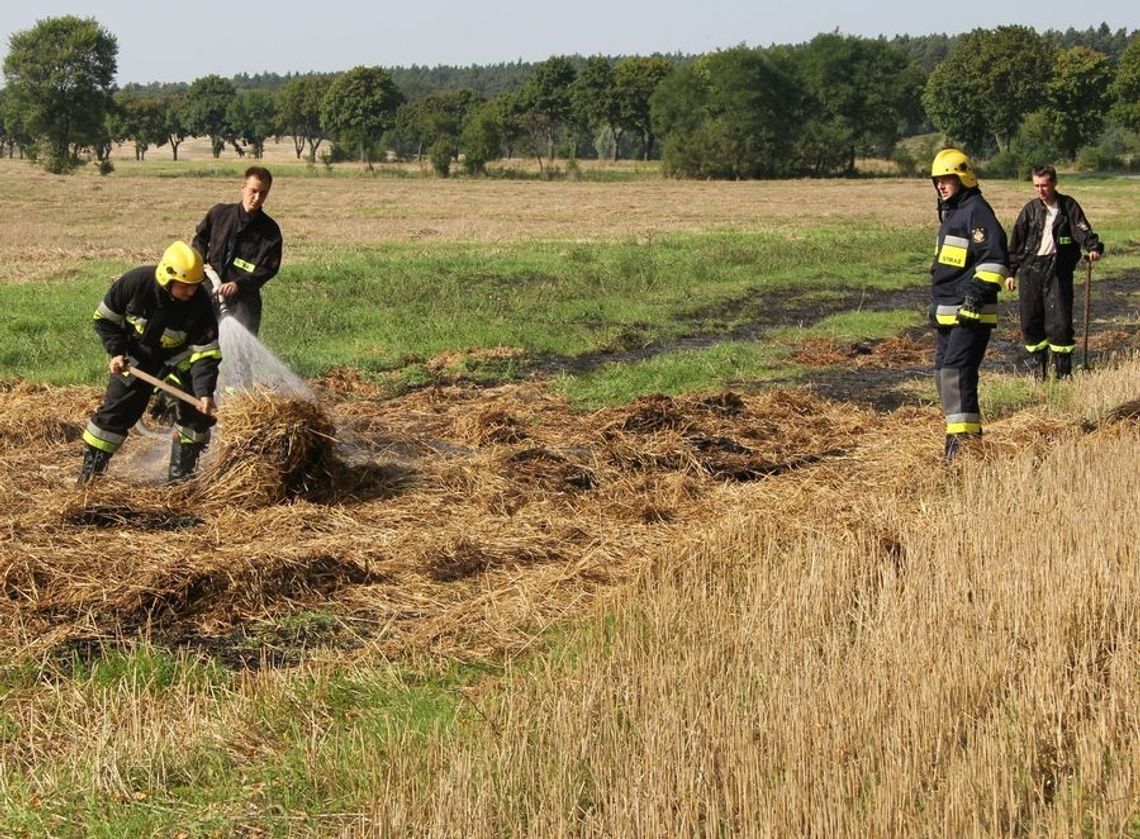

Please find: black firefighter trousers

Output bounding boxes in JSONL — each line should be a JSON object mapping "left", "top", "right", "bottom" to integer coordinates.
{"left": 1018, "top": 254, "right": 1075, "bottom": 353}
{"left": 935, "top": 323, "right": 993, "bottom": 436}
{"left": 83, "top": 361, "right": 213, "bottom": 455}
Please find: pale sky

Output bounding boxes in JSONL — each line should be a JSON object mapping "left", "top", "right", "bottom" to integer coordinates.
{"left": 2, "top": 0, "right": 1137, "bottom": 86}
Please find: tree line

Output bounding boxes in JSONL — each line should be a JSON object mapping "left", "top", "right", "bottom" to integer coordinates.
{"left": 1, "top": 16, "right": 1137, "bottom": 178}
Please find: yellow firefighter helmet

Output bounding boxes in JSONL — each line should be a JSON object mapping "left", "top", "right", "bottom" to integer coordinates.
{"left": 155, "top": 241, "right": 205, "bottom": 287}
{"left": 930, "top": 148, "right": 978, "bottom": 189}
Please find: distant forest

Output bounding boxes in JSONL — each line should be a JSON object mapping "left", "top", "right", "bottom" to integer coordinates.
{"left": 121, "top": 24, "right": 1135, "bottom": 100}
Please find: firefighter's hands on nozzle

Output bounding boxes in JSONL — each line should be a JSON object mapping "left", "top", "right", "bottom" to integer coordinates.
{"left": 109, "top": 354, "right": 128, "bottom": 374}
{"left": 204, "top": 263, "right": 237, "bottom": 299}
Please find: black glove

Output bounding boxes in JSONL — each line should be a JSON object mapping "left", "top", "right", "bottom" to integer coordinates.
{"left": 956, "top": 295, "right": 982, "bottom": 327}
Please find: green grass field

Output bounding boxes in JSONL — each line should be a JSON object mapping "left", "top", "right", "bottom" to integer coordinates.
{"left": 1, "top": 158, "right": 1139, "bottom": 835}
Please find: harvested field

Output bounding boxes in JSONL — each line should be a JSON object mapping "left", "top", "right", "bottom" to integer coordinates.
{"left": 3, "top": 364, "right": 1128, "bottom": 670}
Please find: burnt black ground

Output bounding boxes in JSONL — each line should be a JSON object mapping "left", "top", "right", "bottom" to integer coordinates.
{"left": 525, "top": 271, "right": 1140, "bottom": 412}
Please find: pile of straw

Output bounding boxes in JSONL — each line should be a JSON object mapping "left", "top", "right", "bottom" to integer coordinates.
{"left": 199, "top": 390, "right": 339, "bottom": 506}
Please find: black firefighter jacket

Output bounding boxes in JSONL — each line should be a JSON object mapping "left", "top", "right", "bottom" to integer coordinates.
{"left": 92, "top": 265, "right": 222, "bottom": 398}
{"left": 192, "top": 202, "right": 282, "bottom": 297}
{"left": 1009, "top": 192, "right": 1104, "bottom": 279}
{"left": 930, "top": 187, "right": 1010, "bottom": 327}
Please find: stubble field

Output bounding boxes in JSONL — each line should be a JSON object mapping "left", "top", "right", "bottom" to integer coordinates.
{"left": 1, "top": 154, "right": 1139, "bottom": 834}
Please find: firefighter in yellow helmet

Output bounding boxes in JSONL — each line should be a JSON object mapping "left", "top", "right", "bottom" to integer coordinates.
{"left": 78, "top": 241, "right": 223, "bottom": 484}
{"left": 928, "top": 149, "right": 1010, "bottom": 461}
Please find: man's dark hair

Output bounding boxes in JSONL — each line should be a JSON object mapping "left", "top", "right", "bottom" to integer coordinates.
{"left": 1032, "top": 164, "right": 1057, "bottom": 182}
{"left": 244, "top": 165, "right": 272, "bottom": 187}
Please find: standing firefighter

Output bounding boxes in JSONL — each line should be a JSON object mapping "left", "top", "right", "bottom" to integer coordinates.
{"left": 78, "top": 241, "right": 222, "bottom": 484}
{"left": 928, "top": 149, "right": 1010, "bottom": 461}
{"left": 1006, "top": 164, "right": 1104, "bottom": 379}
{"left": 192, "top": 165, "right": 282, "bottom": 337}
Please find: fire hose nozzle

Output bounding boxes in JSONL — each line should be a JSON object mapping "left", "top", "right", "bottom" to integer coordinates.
{"left": 203, "top": 264, "right": 231, "bottom": 319}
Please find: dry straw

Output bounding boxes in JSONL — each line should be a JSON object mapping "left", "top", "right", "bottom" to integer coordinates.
{"left": 2, "top": 356, "right": 1137, "bottom": 668}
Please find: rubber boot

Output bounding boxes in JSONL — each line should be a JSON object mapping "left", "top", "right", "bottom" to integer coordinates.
{"left": 1054, "top": 352, "right": 1073, "bottom": 379}
{"left": 943, "top": 434, "right": 960, "bottom": 463}
{"left": 944, "top": 432, "right": 981, "bottom": 463}
{"left": 1028, "top": 350, "right": 1048, "bottom": 381}
{"left": 167, "top": 438, "right": 205, "bottom": 482}
{"left": 77, "top": 444, "right": 112, "bottom": 485}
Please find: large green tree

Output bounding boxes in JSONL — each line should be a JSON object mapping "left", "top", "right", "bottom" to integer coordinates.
{"left": 922, "top": 26, "right": 1055, "bottom": 153}
{"left": 160, "top": 93, "right": 191, "bottom": 160}
{"left": 1, "top": 15, "right": 118, "bottom": 173}
{"left": 794, "top": 34, "right": 924, "bottom": 174}
{"left": 651, "top": 46, "right": 804, "bottom": 179}
{"left": 108, "top": 93, "right": 168, "bottom": 160}
{"left": 1108, "top": 34, "right": 1140, "bottom": 133}
{"left": 393, "top": 89, "right": 482, "bottom": 161}
{"left": 320, "top": 66, "right": 404, "bottom": 170}
{"left": 460, "top": 100, "right": 503, "bottom": 175}
{"left": 183, "top": 74, "right": 237, "bottom": 157}
{"left": 613, "top": 56, "right": 674, "bottom": 161}
{"left": 517, "top": 56, "right": 577, "bottom": 168}
{"left": 570, "top": 56, "right": 619, "bottom": 158}
{"left": 1041, "top": 46, "right": 1114, "bottom": 158}
{"left": 227, "top": 90, "right": 278, "bottom": 158}
{"left": 276, "top": 74, "right": 332, "bottom": 161}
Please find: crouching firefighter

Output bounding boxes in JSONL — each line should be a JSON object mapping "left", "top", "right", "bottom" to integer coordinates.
{"left": 927, "top": 149, "right": 1010, "bottom": 462}
{"left": 78, "top": 241, "right": 222, "bottom": 484}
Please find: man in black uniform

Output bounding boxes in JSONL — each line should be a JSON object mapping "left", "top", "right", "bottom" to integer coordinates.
{"left": 928, "top": 148, "right": 1010, "bottom": 462}
{"left": 192, "top": 165, "right": 282, "bottom": 336}
{"left": 1006, "top": 164, "right": 1104, "bottom": 379}
{"left": 78, "top": 241, "right": 222, "bottom": 484}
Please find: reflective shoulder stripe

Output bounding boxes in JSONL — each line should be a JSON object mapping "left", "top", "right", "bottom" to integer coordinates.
{"left": 167, "top": 349, "right": 191, "bottom": 368}
{"left": 942, "top": 235, "right": 970, "bottom": 248}
{"left": 94, "top": 302, "right": 124, "bottom": 324}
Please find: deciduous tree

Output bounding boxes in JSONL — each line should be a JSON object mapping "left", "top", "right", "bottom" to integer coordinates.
{"left": 1, "top": 15, "right": 118, "bottom": 173}
{"left": 184, "top": 75, "right": 238, "bottom": 158}
{"left": 922, "top": 26, "right": 1054, "bottom": 153}
{"left": 227, "top": 90, "right": 278, "bottom": 159}
{"left": 109, "top": 93, "right": 168, "bottom": 160}
{"left": 320, "top": 66, "right": 405, "bottom": 170}
{"left": 460, "top": 100, "right": 503, "bottom": 175}
{"left": 652, "top": 47, "right": 804, "bottom": 179}
{"left": 1042, "top": 46, "right": 1113, "bottom": 158}
{"left": 517, "top": 56, "right": 577, "bottom": 169}
{"left": 1108, "top": 34, "right": 1140, "bottom": 134}
{"left": 160, "top": 94, "right": 190, "bottom": 160}
{"left": 570, "top": 57, "right": 620, "bottom": 158}
{"left": 795, "top": 34, "right": 924, "bottom": 174}
{"left": 613, "top": 56, "right": 674, "bottom": 161}
{"left": 277, "top": 74, "right": 332, "bottom": 161}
